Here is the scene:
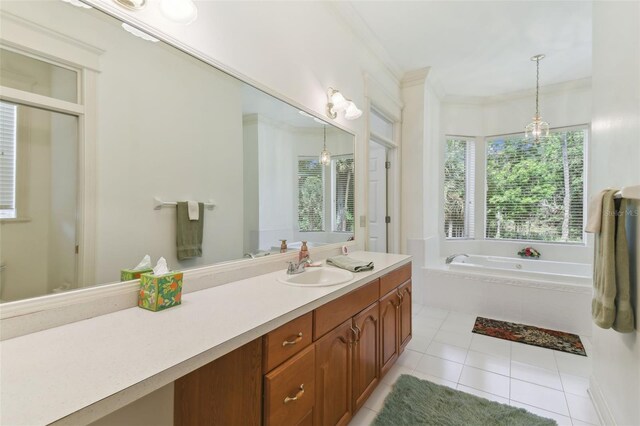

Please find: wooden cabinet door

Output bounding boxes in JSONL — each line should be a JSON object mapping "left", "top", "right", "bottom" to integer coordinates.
{"left": 174, "top": 338, "right": 262, "bottom": 426}
{"left": 314, "top": 319, "right": 354, "bottom": 426}
{"left": 379, "top": 290, "right": 400, "bottom": 378}
{"left": 398, "top": 280, "right": 412, "bottom": 353}
{"left": 352, "top": 302, "right": 380, "bottom": 412}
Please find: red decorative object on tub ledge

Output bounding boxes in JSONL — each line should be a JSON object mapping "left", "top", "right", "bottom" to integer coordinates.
{"left": 517, "top": 246, "right": 540, "bottom": 258}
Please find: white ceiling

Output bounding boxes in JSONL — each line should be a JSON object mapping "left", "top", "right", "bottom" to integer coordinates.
{"left": 343, "top": 1, "right": 592, "bottom": 99}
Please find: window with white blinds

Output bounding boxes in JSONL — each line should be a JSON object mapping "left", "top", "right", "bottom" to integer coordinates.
{"left": 485, "top": 128, "right": 586, "bottom": 243}
{"left": 333, "top": 156, "right": 354, "bottom": 232}
{"left": 298, "top": 158, "right": 324, "bottom": 232}
{"left": 0, "top": 101, "right": 17, "bottom": 219}
{"left": 444, "top": 138, "right": 475, "bottom": 239}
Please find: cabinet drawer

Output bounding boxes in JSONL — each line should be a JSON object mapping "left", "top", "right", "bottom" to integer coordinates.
{"left": 264, "top": 345, "right": 315, "bottom": 426}
{"left": 263, "top": 312, "right": 313, "bottom": 373}
{"left": 379, "top": 262, "right": 411, "bottom": 296}
{"left": 313, "top": 278, "right": 379, "bottom": 340}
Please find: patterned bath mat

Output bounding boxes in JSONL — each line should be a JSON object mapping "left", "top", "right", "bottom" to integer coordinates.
{"left": 472, "top": 317, "right": 586, "bottom": 356}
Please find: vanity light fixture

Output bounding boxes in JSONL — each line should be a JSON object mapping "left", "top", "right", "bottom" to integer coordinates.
{"left": 525, "top": 54, "right": 550, "bottom": 142}
{"left": 113, "top": 0, "right": 146, "bottom": 11}
{"left": 326, "top": 88, "right": 362, "bottom": 120}
{"left": 160, "top": 0, "right": 198, "bottom": 24}
{"left": 319, "top": 126, "right": 331, "bottom": 166}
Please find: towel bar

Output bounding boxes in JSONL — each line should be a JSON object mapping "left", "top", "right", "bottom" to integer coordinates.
{"left": 614, "top": 185, "right": 640, "bottom": 200}
{"left": 153, "top": 197, "right": 216, "bottom": 210}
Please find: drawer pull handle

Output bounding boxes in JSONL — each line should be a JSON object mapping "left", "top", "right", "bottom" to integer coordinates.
{"left": 284, "top": 384, "right": 305, "bottom": 403}
{"left": 282, "top": 332, "right": 303, "bottom": 347}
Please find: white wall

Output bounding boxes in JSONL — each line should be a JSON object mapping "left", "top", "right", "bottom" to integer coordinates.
{"left": 73, "top": 1, "right": 401, "bottom": 421}
{"left": 588, "top": 2, "right": 640, "bottom": 425}
{"left": 438, "top": 81, "right": 593, "bottom": 264}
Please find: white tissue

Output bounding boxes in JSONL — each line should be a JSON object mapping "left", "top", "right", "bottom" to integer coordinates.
{"left": 133, "top": 254, "right": 152, "bottom": 271}
{"left": 153, "top": 257, "right": 170, "bottom": 276}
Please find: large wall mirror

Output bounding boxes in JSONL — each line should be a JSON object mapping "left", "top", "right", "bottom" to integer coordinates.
{"left": 0, "top": 1, "right": 355, "bottom": 303}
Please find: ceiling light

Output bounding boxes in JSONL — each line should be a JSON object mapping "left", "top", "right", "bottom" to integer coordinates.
{"left": 326, "top": 87, "right": 361, "bottom": 121}
{"left": 319, "top": 126, "right": 331, "bottom": 166}
{"left": 159, "top": 0, "right": 198, "bottom": 24}
{"left": 525, "top": 54, "right": 549, "bottom": 142}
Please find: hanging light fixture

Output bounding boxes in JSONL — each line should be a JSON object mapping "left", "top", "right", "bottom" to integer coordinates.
{"left": 326, "top": 87, "right": 362, "bottom": 120}
{"left": 319, "top": 126, "right": 331, "bottom": 166}
{"left": 525, "top": 54, "right": 550, "bottom": 142}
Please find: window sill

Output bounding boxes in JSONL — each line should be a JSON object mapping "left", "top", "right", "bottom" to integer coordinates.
{"left": 0, "top": 217, "right": 32, "bottom": 223}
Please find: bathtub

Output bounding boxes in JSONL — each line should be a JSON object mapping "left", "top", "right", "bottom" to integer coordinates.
{"left": 448, "top": 255, "right": 592, "bottom": 286}
{"left": 423, "top": 255, "right": 593, "bottom": 335}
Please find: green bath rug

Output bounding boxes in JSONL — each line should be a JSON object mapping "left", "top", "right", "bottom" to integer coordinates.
{"left": 373, "top": 375, "right": 557, "bottom": 426}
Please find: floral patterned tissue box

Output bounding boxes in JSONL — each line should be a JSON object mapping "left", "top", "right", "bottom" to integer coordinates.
{"left": 138, "top": 272, "right": 183, "bottom": 312}
{"left": 120, "top": 268, "right": 153, "bottom": 282}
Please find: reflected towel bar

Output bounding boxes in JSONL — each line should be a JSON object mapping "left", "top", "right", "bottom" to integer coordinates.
{"left": 153, "top": 197, "right": 216, "bottom": 210}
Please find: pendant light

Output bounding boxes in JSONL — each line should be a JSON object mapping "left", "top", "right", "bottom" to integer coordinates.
{"left": 525, "top": 54, "right": 550, "bottom": 142}
{"left": 319, "top": 126, "right": 331, "bottom": 166}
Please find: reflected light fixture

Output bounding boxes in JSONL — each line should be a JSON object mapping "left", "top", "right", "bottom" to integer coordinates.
{"left": 326, "top": 88, "right": 362, "bottom": 120}
{"left": 160, "top": 0, "right": 198, "bottom": 24}
{"left": 113, "top": 0, "right": 146, "bottom": 11}
{"left": 62, "top": 0, "right": 92, "bottom": 9}
{"left": 525, "top": 54, "right": 550, "bottom": 142}
{"left": 121, "top": 22, "right": 159, "bottom": 42}
{"left": 319, "top": 126, "right": 331, "bottom": 166}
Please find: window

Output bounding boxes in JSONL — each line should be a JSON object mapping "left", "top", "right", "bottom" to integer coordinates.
{"left": 332, "top": 156, "right": 354, "bottom": 232}
{"left": 0, "top": 101, "right": 17, "bottom": 219}
{"left": 485, "top": 128, "right": 586, "bottom": 243}
{"left": 444, "top": 138, "right": 475, "bottom": 238}
{"left": 298, "top": 158, "right": 324, "bottom": 231}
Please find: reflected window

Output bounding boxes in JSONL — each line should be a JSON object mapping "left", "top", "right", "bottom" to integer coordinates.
{"left": 332, "top": 156, "right": 354, "bottom": 232}
{"left": 298, "top": 158, "right": 324, "bottom": 232}
{"left": 0, "top": 101, "right": 17, "bottom": 219}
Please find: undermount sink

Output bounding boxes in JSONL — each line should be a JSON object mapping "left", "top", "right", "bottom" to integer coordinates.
{"left": 277, "top": 267, "right": 354, "bottom": 287}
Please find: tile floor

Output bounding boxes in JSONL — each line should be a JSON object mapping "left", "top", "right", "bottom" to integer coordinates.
{"left": 350, "top": 304, "right": 599, "bottom": 426}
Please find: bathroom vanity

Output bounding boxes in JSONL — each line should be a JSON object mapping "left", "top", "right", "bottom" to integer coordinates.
{"left": 0, "top": 252, "right": 411, "bottom": 425}
{"left": 174, "top": 261, "right": 412, "bottom": 426}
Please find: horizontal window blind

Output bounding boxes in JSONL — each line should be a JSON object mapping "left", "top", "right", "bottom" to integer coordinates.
{"left": 0, "top": 101, "right": 17, "bottom": 216}
{"left": 333, "top": 156, "right": 354, "bottom": 232}
{"left": 485, "top": 129, "right": 586, "bottom": 243}
{"left": 298, "top": 158, "right": 324, "bottom": 232}
{"left": 444, "top": 138, "right": 475, "bottom": 238}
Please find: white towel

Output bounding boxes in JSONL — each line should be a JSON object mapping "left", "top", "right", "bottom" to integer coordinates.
{"left": 585, "top": 189, "right": 609, "bottom": 233}
{"left": 187, "top": 201, "right": 199, "bottom": 221}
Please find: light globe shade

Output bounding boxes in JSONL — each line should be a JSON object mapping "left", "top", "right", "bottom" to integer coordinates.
{"left": 525, "top": 116, "right": 549, "bottom": 140}
{"left": 160, "top": 0, "right": 198, "bottom": 24}
{"left": 344, "top": 101, "right": 362, "bottom": 120}
{"left": 319, "top": 148, "right": 331, "bottom": 166}
{"left": 329, "top": 90, "right": 349, "bottom": 111}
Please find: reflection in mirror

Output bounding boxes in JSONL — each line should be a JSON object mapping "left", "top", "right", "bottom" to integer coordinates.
{"left": 0, "top": 1, "right": 354, "bottom": 303}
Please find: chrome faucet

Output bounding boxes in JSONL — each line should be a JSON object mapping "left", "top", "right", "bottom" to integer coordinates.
{"left": 445, "top": 253, "right": 469, "bottom": 264}
{"left": 287, "top": 255, "right": 311, "bottom": 275}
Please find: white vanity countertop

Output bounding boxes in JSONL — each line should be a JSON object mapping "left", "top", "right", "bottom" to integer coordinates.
{"left": 0, "top": 251, "right": 411, "bottom": 425}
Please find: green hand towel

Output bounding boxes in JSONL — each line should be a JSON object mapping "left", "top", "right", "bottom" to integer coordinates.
{"left": 592, "top": 190, "right": 635, "bottom": 332}
{"left": 326, "top": 255, "right": 374, "bottom": 272}
{"left": 176, "top": 202, "right": 204, "bottom": 261}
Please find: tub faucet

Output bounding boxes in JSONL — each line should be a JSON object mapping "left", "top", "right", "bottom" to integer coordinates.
{"left": 445, "top": 253, "right": 469, "bottom": 264}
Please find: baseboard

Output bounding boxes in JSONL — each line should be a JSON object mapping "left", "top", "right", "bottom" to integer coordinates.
{"left": 589, "top": 376, "right": 617, "bottom": 426}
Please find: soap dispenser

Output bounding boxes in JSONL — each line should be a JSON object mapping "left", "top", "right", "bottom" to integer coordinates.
{"left": 299, "top": 241, "right": 309, "bottom": 261}
{"left": 280, "top": 239, "right": 288, "bottom": 253}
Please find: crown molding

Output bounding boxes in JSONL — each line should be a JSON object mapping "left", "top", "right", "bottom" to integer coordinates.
{"left": 443, "top": 77, "right": 592, "bottom": 106}
{"left": 401, "top": 67, "right": 431, "bottom": 89}
{"left": 326, "top": 2, "right": 403, "bottom": 85}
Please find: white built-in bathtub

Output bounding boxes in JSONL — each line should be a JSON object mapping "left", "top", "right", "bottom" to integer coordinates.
{"left": 424, "top": 255, "right": 593, "bottom": 335}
